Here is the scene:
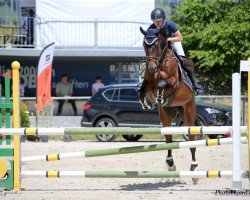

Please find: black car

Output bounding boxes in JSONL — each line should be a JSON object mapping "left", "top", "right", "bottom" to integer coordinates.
{"left": 81, "top": 84, "right": 232, "bottom": 142}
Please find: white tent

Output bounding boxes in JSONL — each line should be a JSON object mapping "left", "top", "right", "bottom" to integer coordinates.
{"left": 34, "top": 0, "right": 154, "bottom": 48}
{"left": 14, "top": 0, "right": 155, "bottom": 48}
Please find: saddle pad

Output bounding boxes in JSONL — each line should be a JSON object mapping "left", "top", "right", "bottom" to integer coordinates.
{"left": 177, "top": 63, "right": 193, "bottom": 93}
{"left": 183, "top": 74, "right": 193, "bottom": 92}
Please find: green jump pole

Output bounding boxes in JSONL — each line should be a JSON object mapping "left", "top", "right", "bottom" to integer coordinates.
{"left": 64, "top": 127, "right": 162, "bottom": 135}
{"left": 84, "top": 143, "right": 180, "bottom": 157}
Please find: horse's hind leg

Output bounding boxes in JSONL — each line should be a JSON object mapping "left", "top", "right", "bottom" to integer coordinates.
{"left": 183, "top": 99, "right": 199, "bottom": 184}
{"left": 165, "top": 137, "right": 176, "bottom": 171}
{"left": 160, "top": 106, "right": 176, "bottom": 171}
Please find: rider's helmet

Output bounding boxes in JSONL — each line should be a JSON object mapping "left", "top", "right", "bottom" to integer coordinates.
{"left": 150, "top": 8, "right": 166, "bottom": 21}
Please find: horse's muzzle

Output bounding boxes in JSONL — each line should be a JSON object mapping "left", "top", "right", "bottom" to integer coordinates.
{"left": 148, "top": 66, "right": 157, "bottom": 74}
{"left": 158, "top": 79, "right": 167, "bottom": 89}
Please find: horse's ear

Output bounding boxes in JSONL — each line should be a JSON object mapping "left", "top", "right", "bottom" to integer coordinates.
{"left": 140, "top": 27, "right": 147, "bottom": 35}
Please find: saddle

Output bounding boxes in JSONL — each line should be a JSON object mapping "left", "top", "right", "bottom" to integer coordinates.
{"left": 172, "top": 51, "right": 194, "bottom": 73}
{"left": 173, "top": 51, "right": 204, "bottom": 95}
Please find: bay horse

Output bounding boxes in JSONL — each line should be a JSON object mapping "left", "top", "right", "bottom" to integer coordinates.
{"left": 138, "top": 27, "right": 199, "bottom": 184}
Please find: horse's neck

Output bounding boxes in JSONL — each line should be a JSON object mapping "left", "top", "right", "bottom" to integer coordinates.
{"left": 165, "top": 48, "right": 175, "bottom": 57}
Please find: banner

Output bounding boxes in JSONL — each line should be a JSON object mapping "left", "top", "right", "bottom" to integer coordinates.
{"left": 36, "top": 42, "right": 55, "bottom": 113}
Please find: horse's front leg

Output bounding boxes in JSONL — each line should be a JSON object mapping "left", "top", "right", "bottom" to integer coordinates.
{"left": 155, "top": 71, "right": 177, "bottom": 105}
{"left": 159, "top": 106, "right": 176, "bottom": 171}
{"left": 157, "top": 79, "right": 167, "bottom": 104}
{"left": 138, "top": 81, "right": 155, "bottom": 110}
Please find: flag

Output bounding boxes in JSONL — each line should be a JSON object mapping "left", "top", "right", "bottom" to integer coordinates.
{"left": 36, "top": 42, "right": 55, "bottom": 113}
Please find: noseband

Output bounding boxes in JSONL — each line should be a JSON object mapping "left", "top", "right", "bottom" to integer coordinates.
{"left": 139, "top": 56, "right": 158, "bottom": 74}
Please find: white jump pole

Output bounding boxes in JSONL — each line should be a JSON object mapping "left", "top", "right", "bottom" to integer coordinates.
{"left": 232, "top": 73, "right": 241, "bottom": 189}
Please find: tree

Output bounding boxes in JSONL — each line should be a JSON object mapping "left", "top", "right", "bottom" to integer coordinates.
{"left": 171, "top": 0, "right": 250, "bottom": 94}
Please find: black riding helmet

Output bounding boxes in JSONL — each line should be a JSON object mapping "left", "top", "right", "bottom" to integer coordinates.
{"left": 151, "top": 8, "right": 166, "bottom": 21}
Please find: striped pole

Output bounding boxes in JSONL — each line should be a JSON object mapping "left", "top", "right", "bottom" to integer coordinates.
{"left": 20, "top": 170, "right": 249, "bottom": 179}
{"left": 0, "top": 126, "right": 248, "bottom": 136}
{"left": 21, "top": 137, "right": 248, "bottom": 163}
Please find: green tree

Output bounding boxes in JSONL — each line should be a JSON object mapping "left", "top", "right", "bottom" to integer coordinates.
{"left": 171, "top": 0, "right": 250, "bottom": 94}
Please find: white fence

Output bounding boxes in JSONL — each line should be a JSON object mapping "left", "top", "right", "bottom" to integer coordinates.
{"left": 0, "top": 16, "right": 150, "bottom": 48}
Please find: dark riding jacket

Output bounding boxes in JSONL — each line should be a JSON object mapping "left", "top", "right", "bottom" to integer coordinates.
{"left": 148, "top": 19, "right": 178, "bottom": 38}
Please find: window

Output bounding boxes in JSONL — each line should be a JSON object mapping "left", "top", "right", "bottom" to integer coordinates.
{"left": 103, "top": 89, "right": 115, "bottom": 100}
{"left": 112, "top": 89, "right": 119, "bottom": 101}
{"left": 119, "top": 88, "right": 138, "bottom": 101}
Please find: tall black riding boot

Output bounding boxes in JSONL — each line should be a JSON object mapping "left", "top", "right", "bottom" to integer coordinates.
{"left": 186, "top": 71, "right": 204, "bottom": 95}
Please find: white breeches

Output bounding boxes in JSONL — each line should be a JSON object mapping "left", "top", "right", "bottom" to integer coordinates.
{"left": 172, "top": 41, "right": 185, "bottom": 56}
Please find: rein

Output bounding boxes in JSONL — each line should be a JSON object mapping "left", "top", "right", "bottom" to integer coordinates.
{"left": 139, "top": 36, "right": 178, "bottom": 77}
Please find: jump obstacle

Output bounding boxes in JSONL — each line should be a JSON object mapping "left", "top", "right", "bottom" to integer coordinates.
{"left": 0, "top": 61, "right": 250, "bottom": 192}
{"left": 20, "top": 170, "right": 249, "bottom": 179}
{"left": 0, "top": 126, "right": 248, "bottom": 136}
{"left": 21, "top": 137, "right": 247, "bottom": 163}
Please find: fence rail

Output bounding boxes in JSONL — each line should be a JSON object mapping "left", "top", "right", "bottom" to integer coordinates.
{"left": 0, "top": 16, "right": 150, "bottom": 49}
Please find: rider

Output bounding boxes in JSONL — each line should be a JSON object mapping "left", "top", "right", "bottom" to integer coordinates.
{"left": 148, "top": 8, "right": 204, "bottom": 95}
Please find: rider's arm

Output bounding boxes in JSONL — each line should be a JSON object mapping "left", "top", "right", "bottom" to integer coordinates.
{"left": 167, "top": 30, "right": 183, "bottom": 42}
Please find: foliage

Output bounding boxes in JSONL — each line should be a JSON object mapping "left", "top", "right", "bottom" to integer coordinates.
{"left": 20, "top": 100, "right": 30, "bottom": 127}
{"left": 171, "top": 0, "right": 250, "bottom": 94}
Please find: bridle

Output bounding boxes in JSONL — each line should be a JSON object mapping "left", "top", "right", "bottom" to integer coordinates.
{"left": 139, "top": 35, "right": 175, "bottom": 74}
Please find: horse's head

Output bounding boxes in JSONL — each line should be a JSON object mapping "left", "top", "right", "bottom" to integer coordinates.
{"left": 140, "top": 27, "right": 168, "bottom": 73}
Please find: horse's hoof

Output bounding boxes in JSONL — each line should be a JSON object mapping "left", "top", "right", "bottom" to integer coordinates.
{"left": 148, "top": 102, "right": 155, "bottom": 110}
{"left": 190, "top": 161, "right": 199, "bottom": 185}
{"left": 190, "top": 162, "right": 198, "bottom": 171}
{"left": 157, "top": 99, "right": 165, "bottom": 105}
{"left": 140, "top": 102, "right": 147, "bottom": 110}
{"left": 168, "top": 164, "right": 176, "bottom": 171}
{"left": 157, "top": 98, "right": 161, "bottom": 104}
{"left": 140, "top": 101, "right": 153, "bottom": 110}
{"left": 192, "top": 177, "right": 199, "bottom": 185}
{"left": 166, "top": 156, "right": 176, "bottom": 171}
{"left": 150, "top": 104, "right": 155, "bottom": 110}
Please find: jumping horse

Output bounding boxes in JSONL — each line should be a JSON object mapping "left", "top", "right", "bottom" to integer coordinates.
{"left": 138, "top": 27, "right": 199, "bottom": 184}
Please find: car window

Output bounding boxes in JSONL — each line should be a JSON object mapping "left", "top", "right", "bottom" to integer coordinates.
{"left": 119, "top": 89, "right": 138, "bottom": 101}
{"left": 103, "top": 89, "right": 115, "bottom": 100}
{"left": 113, "top": 89, "right": 119, "bottom": 101}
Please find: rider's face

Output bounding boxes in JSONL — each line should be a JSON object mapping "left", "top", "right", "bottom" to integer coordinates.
{"left": 153, "top": 19, "right": 164, "bottom": 28}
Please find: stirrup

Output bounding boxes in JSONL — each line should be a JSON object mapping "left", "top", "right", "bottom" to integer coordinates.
{"left": 195, "top": 84, "right": 204, "bottom": 95}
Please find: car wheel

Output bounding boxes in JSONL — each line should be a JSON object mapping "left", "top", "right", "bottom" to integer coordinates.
{"left": 182, "top": 115, "right": 206, "bottom": 141}
{"left": 95, "top": 118, "right": 117, "bottom": 142}
{"left": 122, "top": 134, "right": 143, "bottom": 142}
